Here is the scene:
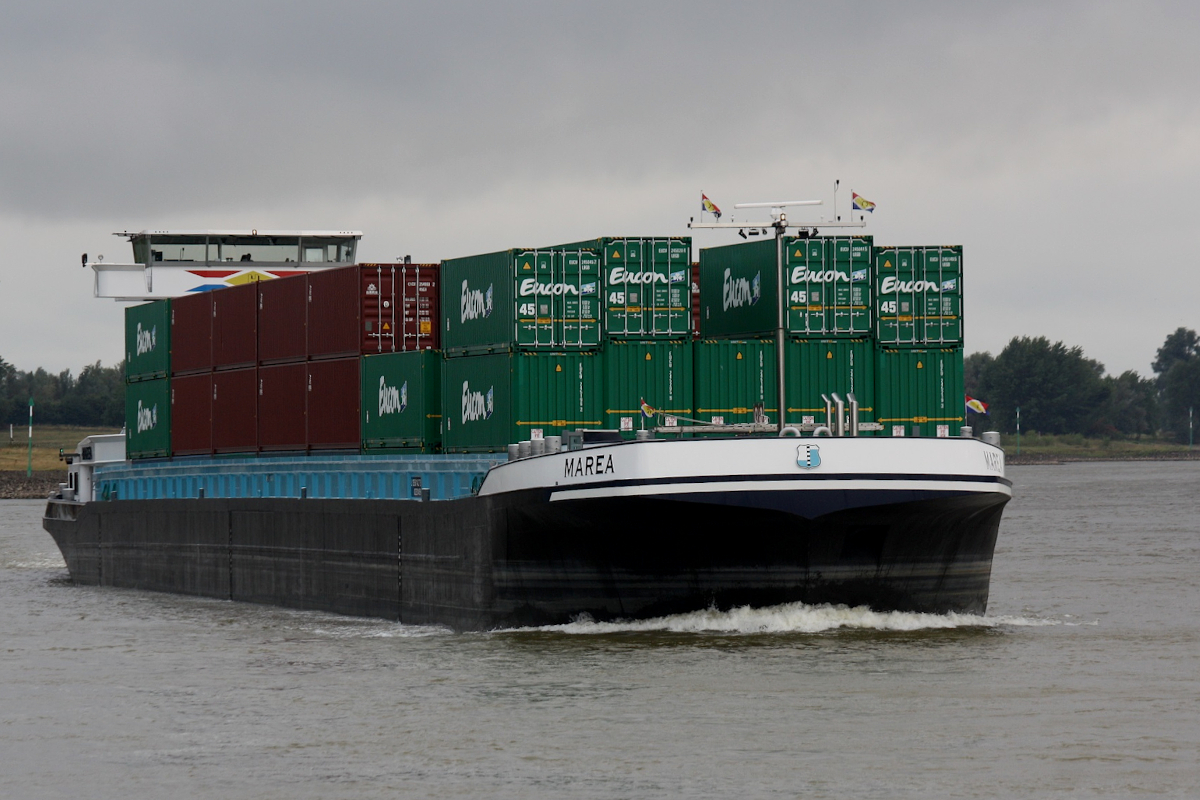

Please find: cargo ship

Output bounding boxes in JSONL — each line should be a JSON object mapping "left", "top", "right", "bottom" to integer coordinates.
{"left": 43, "top": 224, "right": 1010, "bottom": 630}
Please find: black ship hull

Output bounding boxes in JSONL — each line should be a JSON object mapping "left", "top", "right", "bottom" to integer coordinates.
{"left": 44, "top": 483, "right": 1008, "bottom": 630}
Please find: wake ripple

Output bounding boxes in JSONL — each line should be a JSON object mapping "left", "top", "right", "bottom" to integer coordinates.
{"left": 514, "top": 602, "right": 1064, "bottom": 635}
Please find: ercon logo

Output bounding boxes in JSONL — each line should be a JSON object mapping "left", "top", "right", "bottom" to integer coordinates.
{"left": 519, "top": 279, "right": 580, "bottom": 297}
{"left": 136, "top": 400, "right": 158, "bottom": 433}
{"left": 722, "top": 268, "right": 761, "bottom": 311}
{"left": 790, "top": 267, "right": 849, "bottom": 284}
{"left": 608, "top": 267, "right": 667, "bottom": 286}
{"left": 135, "top": 323, "right": 156, "bottom": 356}
{"left": 461, "top": 381, "right": 494, "bottom": 423}
{"left": 880, "top": 277, "right": 942, "bottom": 293}
{"left": 460, "top": 280, "right": 494, "bottom": 323}
{"left": 378, "top": 377, "right": 407, "bottom": 415}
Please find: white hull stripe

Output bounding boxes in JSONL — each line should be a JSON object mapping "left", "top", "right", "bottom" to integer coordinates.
{"left": 550, "top": 478, "right": 1012, "bottom": 502}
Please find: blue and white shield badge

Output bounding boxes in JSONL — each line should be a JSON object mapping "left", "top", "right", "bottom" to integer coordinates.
{"left": 796, "top": 444, "right": 821, "bottom": 469}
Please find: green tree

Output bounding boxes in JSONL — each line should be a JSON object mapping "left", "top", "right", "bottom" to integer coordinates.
{"left": 1152, "top": 328, "right": 1199, "bottom": 384}
{"left": 1157, "top": 333, "right": 1200, "bottom": 443}
{"left": 979, "top": 336, "right": 1109, "bottom": 434}
{"left": 1095, "top": 370, "right": 1158, "bottom": 438}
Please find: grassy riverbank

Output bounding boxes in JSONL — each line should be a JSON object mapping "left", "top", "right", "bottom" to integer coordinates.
{"left": 0, "top": 425, "right": 120, "bottom": 472}
{"left": 1000, "top": 432, "right": 1198, "bottom": 463}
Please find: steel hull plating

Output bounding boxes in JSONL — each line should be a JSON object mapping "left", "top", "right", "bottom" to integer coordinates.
{"left": 43, "top": 441, "right": 1009, "bottom": 630}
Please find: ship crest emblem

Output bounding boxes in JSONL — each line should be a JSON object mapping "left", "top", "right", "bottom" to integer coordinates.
{"left": 796, "top": 444, "right": 821, "bottom": 469}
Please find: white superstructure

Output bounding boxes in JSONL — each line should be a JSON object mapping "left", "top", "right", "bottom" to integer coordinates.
{"left": 87, "top": 230, "right": 362, "bottom": 300}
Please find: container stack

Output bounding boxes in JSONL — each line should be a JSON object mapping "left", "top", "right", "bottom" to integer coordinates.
{"left": 121, "top": 229, "right": 969, "bottom": 461}
{"left": 696, "top": 236, "right": 875, "bottom": 429}
{"left": 124, "top": 300, "right": 172, "bottom": 459}
{"left": 438, "top": 237, "right": 694, "bottom": 451}
{"left": 127, "top": 263, "right": 443, "bottom": 459}
{"left": 439, "top": 246, "right": 603, "bottom": 452}
{"left": 565, "top": 237, "right": 694, "bottom": 437}
{"left": 873, "top": 246, "right": 965, "bottom": 437}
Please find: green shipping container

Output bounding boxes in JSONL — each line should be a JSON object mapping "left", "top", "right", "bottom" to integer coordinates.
{"left": 784, "top": 236, "right": 873, "bottom": 337}
{"left": 692, "top": 339, "right": 777, "bottom": 425}
{"left": 125, "top": 377, "right": 171, "bottom": 459}
{"left": 556, "top": 237, "right": 691, "bottom": 338}
{"left": 698, "top": 239, "right": 777, "bottom": 339}
{"left": 785, "top": 340, "right": 875, "bottom": 429}
{"left": 603, "top": 341, "right": 693, "bottom": 436}
{"left": 361, "top": 350, "right": 442, "bottom": 452}
{"left": 442, "top": 248, "right": 601, "bottom": 355}
{"left": 441, "top": 351, "right": 604, "bottom": 452}
{"left": 875, "top": 347, "right": 965, "bottom": 437}
{"left": 875, "top": 246, "right": 963, "bottom": 346}
{"left": 125, "top": 300, "right": 171, "bottom": 382}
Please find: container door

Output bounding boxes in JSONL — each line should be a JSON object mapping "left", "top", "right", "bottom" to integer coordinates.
{"left": 213, "top": 367, "right": 258, "bottom": 453}
{"left": 170, "top": 373, "right": 212, "bottom": 455}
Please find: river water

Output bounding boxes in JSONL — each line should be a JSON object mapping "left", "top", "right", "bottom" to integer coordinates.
{"left": 1, "top": 461, "right": 1198, "bottom": 798}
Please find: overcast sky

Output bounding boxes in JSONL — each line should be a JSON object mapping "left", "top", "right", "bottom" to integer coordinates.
{"left": 2, "top": 1, "right": 1197, "bottom": 378}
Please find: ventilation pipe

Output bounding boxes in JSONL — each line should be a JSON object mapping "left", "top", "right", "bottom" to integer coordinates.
{"left": 831, "top": 393, "right": 846, "bottom": 437}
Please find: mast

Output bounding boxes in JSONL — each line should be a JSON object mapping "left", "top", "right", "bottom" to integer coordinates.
{"left": 689, "top": 199, "right": 865, "bottom": 432}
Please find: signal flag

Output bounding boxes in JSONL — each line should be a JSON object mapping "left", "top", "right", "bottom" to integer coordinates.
{"left": 851, "top": 192, "right": 876, "bottom": 213}
{"left": 701, "top": 193, "right": 722, "bottom": 219}
{"left": 966, "top": 395, "right": 990, "bottom": 415}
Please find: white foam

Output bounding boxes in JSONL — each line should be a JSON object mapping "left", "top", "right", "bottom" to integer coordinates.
{"left": 507, "top": 602, "right": 1064, "bottom": 635}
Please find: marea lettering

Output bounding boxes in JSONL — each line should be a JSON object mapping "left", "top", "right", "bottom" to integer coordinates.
{"left": 461, "top": 381, "right": 495, "bottom": 423}
{"left": 790, "top": 267, "right": 850, "bottom": 284}
{"left": 460, "top": 280, "right": 494, "bottom": 323}
{"left": 136, "top": 400, "right": 158, "bottom": 433}
{"left": 135, "top": 323, "right": 157, "bottom": 356}
{"left": 722, "top": 268, "right": 761, "bottom": 311}
{"left": 378, "top": 377, "right": 407, "bottom": 415}
{"left": 563, "top": 453, "right": 616, "bottom": 478}
{"left": 519, "top": 278, "right": 580, "bottom": 297}
{"left": 880, "top": 276, "right": 942, "bottom": 294}
{"left": 608, "top": 267, "right": 668, "bottom": 286}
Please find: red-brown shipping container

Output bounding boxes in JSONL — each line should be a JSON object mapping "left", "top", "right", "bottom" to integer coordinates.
{"left": 307, "top": 357, "right": 360, "bottom": 450}
{"left": 308, "top": 264, "right": 442, "bottom": 359}
{"left": 212, "top": 282, "right": 258, "bottom": 370}
{"left": 258, "top": 362, "right": 306, "bottom": 451}
{"left": 257, "top": 274, "right": 308, "bottom": 364}
{"left": 307, "top": 267, "right": 361, "bottom": 360}
{"left": 212, "top": 367, "right": 257, "bottom": 453}
{"left": 690, "top": 263, "right": 701, "bottom": 339}
{"left": 171, "top": 372, "right": 213, "bottom": 455}
{"left": 402, "top": 264, "right": 440, "bottom": 350}
{"left": 171, "top": 292, "right": 213, "bottom": 375}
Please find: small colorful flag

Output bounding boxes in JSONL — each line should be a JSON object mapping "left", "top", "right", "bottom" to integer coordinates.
{"left": 966, "top": 395, "right": 990, "bottom": 415}
{"left": 851, "top": 192, "right": 876, "bottom": 213}
{"left": 640, "top": 397, "right": 655, "bottom": 418}
{"left": 701, "top": 193, "right": 722, "bottom": 219}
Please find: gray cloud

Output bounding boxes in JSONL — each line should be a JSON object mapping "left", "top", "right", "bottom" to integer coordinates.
{"left": 2, "top": 1, "right": 1198, "bottom": 375}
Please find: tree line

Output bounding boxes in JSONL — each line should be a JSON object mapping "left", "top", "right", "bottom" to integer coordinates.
{"left": 965, "top": 328, "right": 1200, "bottom": 443}
{"left": 3, "top": 327, "right": 1199, "bottom": 440}
{"left": 0, "top": 357, "right": 125, "bottom": 428}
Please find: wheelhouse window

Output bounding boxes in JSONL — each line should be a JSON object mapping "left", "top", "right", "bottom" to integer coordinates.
{"left": 208, "top": 236, "right": 301, "bottom": 263}
{"left": 301, "top": 237, "right": 357, "bottom": 263}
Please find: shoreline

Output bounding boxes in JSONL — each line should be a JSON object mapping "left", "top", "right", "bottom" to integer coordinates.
{"left": 0, "top": 471, "right": 65, "bottom": 500}
{"left": 1006, "top": 452, "right": 1200, "bottom": 466}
